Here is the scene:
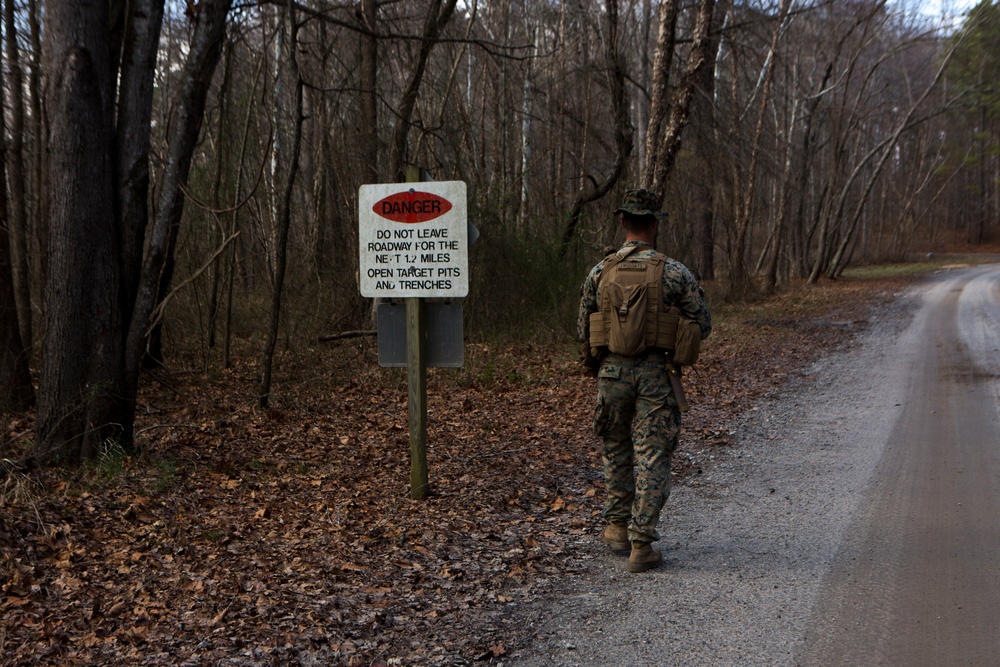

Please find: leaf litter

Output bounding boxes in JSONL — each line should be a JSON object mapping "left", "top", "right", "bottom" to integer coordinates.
{"left": 0, "top": 278, "right": 909, "bottom": 666}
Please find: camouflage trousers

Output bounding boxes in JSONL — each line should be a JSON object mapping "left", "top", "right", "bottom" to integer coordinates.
{"left": 593, "top": 351, "right": 681, "bottom": 544}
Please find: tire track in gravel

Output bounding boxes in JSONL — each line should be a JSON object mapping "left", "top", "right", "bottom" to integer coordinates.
{"left": 797, "top": 264, "right": 1000, "bottom": 667}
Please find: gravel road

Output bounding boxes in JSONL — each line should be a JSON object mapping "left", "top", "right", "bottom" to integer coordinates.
{"left": 508, "top": 264, "right": 1000, "bottom": 667}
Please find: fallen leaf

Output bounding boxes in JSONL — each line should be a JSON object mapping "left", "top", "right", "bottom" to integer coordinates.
{"left": 341, "top": 563, "right": 368, "bottom": 572}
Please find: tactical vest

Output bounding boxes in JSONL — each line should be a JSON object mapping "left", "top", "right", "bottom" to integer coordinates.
{"left": 589, "top": 245, "right": 681, "bottom": 356}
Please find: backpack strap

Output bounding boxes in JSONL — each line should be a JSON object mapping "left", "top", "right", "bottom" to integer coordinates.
{"left": 596, "top": 244, "right": 641, "bottom": 286}
{"left": 614, "top": 244, "right": 642, "bottom": 262}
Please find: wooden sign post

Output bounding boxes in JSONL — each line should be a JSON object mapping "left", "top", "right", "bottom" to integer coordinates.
{"left": 405, "top": 295, "right": 428, "bottom": 498}
{"left": 358, "top": 170, "right": 468, "bottom": 500}
{"left": 405, "top": 163, "right": 428, "bottom": 499}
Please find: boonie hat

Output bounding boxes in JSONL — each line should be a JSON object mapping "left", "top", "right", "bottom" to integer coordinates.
{"left": 613, "top": 188, "right": 667, "bottom": 221}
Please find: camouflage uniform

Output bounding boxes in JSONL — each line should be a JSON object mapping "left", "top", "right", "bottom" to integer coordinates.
{"left": 578, "top": 194, "right": 711, "bottom": 546}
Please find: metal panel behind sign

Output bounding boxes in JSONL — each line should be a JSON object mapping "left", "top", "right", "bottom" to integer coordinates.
{"left": 377, "top": 302, "right": 464, "bottom": 368}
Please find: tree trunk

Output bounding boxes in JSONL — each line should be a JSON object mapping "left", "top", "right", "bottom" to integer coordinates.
{"left": 643, "top": 0, "right": 717, "bottom": 195}
{"left": 558, "top": 0, "right": 633, "bottom": 255}
{"left": 643, "top": 0, "right": 679, "bottom": 185}
{"left": 27, "top": 0, "right": 46, "bottom": 306}
{"left": 762, "top": 97, "right": 801, "bottom": 292}
{"left": 728, "top": 0, "right": 792, "bottom": 294}
{"left": 4, "top": 0, "right": 32, "bottom": 353}
{"left": 517, "top": 30, "right": 535, "bottom": 233}
{"left": 636, "top": 0, "right": 653, "bottom": 171}
{"left": 312, "top": 94, "right": 334, "bottom": 280}
{"left": 259, "top": 0, "right": 304, "bottom": 409}
{"left": 690, "top": 0, "right": 729, "bottom": 280}
{"left": 123, "top": 0, "right": 232, "bottom": 441}
{"left": 115, "top": 0, "right": 165, "bottom": 326}
{"left": 0, "top": 205, "right": 32, "bottom": 414}
{"left": 118, "top": 0, "right": 166, "bottom": 372}
{"left": 387, "top": 0, "right": 458, "bottom": 180}
{"left": 360, "top": 0, "right": 379, "bottom": 182}
{"left": 0, "top": 84, "right": 33, "bottom": 413}
{"left": 207, "top": 40, "right": 233, "bottom": 352}
{"left": 36, "top": 1, "right": 124, "bottom": 463}
{"left": 223, "top": 52, "right": 266, "bottom": 369}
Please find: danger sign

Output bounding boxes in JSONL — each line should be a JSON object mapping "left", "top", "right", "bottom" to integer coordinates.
{"left": 372, "top": 190, "right": 453, "bottom": 222}
{"left": 358, "top": 181, "right": 468, "bottom": 298}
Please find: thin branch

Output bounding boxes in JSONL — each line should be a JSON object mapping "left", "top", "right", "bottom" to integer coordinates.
{"left": 254, "top": 0, "right": 534, "bottom": 57}
{"left": 318, "top": 330, "right": 377, "bottom": 342}
{"left": 177, "top": 135, "right": 269, "bottom": 215}
{"left": 147, "top": 232, "right": 240, "bottom": 335}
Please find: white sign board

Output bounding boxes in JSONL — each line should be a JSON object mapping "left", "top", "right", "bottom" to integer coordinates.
{"left": 359, "top": 181, "right": 468, "bottom": 298}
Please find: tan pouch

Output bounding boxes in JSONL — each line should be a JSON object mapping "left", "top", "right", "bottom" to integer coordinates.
{"left": 672, "top": 317, "right": 702, "bottom": 366}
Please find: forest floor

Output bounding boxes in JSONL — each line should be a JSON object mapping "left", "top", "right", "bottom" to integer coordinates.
{"left": 0, "top": 256, "right": 993, "bottom": 666}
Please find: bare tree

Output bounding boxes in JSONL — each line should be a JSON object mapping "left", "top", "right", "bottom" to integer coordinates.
{"left": 360, "top": 0, "right": 380, "bottom": 182}
{"left": 35, "top": 0, "right": 231, "bottom": 464}
{"left": 26, "top": 0, "right": 46, "bottom": 301}
{"left": 0, "top": 203, "right": 32, "bottom": 413}
{"left": 4, "top": 0, "right": 31, "bottom": 352}
{"left": 559, "top": 0, "right": 633, "bottom": 255}
{"left": 0, "top": 57, "right": 32, "bottom": 413}
{"left": 124, "top": 0, "right": 232, "bottom": 403}
{"left": 115, "top": 0, "right": 165, "bottom": 329}
{"left": 728, "top": 0, "right": 794, "bottom": 294}
{"left": 643, "top": 0, "right": 680, "bottom": 187}
{"left": 688, "top": 0, "right": 731, "bottom": 280}
{"left": 37, "top": 0, "right": 124, "bottom": 463}
{"left": 642, "top": 0, "right": 715, "bottom": 194}
{"left": 823, "top": 40, "right": 957, "bottom": 279}
{"left": 387, "top": 0, "right": 459, "bottom": 180}
{"left": 643, "top": 0, "right": 718, "bottom": 195}
{"left": 259, "top": 0, "right": 305, "bottom": 409}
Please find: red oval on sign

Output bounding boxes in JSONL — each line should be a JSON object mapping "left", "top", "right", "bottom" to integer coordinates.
{"left": 373, "top": 190, "right": 452, "bottom": 223}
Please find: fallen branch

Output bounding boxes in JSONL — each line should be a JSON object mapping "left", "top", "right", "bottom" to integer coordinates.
{"left": 4, "top": 427, "right": 34, "bottom": 445}
{"left": 464, "top": 438, "right": 538, "bottom": 466}
{"left": 134, "top": 423, "right": 208, "bottom": 438}
{"left": 318, "top": 330, "right": 376, "bottom": 342}
{"left": 1, "top": 455, "right": 36, "bottom": 477}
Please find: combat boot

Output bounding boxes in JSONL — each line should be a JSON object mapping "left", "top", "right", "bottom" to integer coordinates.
{"left": 600, "top": 522, "right": 629, "bottom": 552}
{"left": 626, "top": 541, "right": 662, "bottom": 573}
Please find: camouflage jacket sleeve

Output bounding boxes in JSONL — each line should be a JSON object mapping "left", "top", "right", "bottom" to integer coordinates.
{"left": 577, "top": 261, "right": 604, "bottom": 343}
{"left": 662, "top": 259, "right": 712, "bottom": 340}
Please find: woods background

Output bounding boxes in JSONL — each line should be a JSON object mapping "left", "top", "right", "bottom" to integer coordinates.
{"left": 1, "top": 0, "right": 998, "bottom": 463}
